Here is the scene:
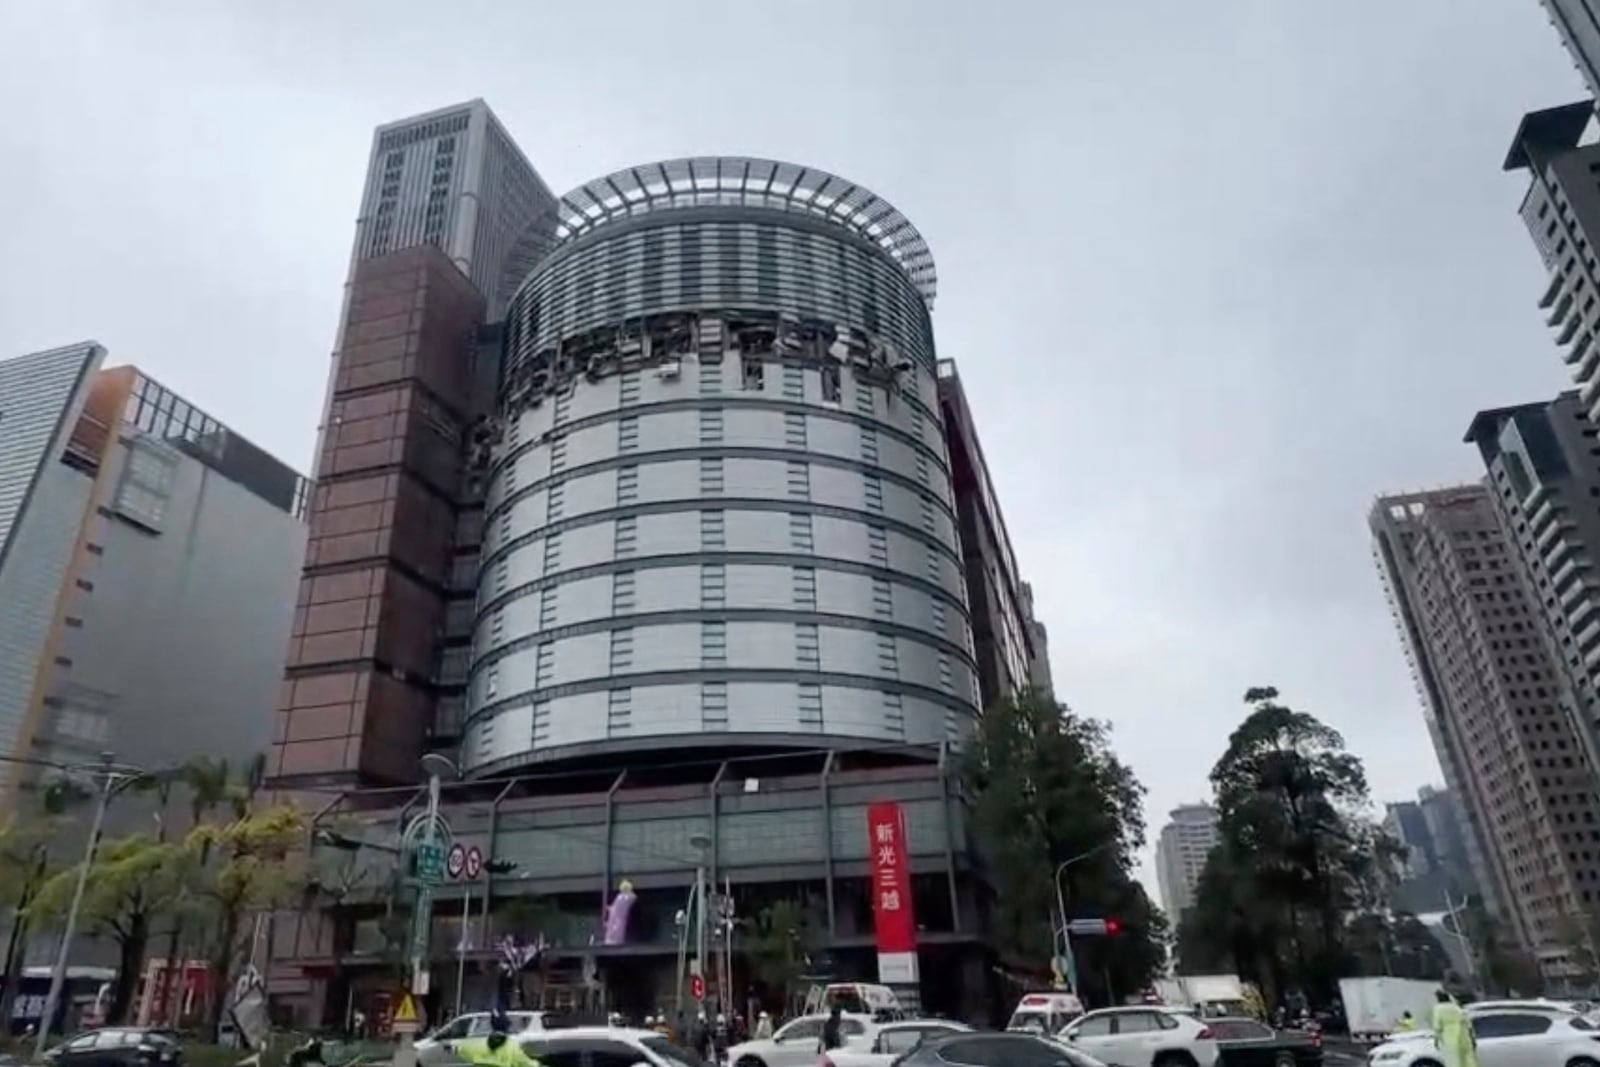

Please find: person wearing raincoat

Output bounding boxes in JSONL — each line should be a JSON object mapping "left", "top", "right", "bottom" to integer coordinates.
{"left": 457, "top": 1012, "right": 544, "bottom": 1067}
{"left": 1430, "top": 991, "right": 1478, "bottom": 1067}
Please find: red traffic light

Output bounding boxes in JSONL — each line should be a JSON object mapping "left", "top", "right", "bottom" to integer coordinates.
{"left": 1105, "top": 918, "right": 1121, "bottom": 935}
{"left": 690, "top": 974, "right": 706, "bottom": 1000}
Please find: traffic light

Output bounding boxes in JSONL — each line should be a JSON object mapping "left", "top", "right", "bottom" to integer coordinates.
{"left": 1065, "top": 917, "right": 1124, "bottom": 936}
{"left": 1104, "top": 917, "right": 1121, "bottom": 936}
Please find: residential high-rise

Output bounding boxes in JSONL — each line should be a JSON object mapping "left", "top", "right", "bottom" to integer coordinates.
{"left": 1154, "top": 803, "right": 1218, "bottom": 920}
{"left": 1467, "top": 394, "right": 1600, "bottom": 777}
{"left": 1504, "top": 103, "right": 1600, "bottom": 416}
{"left": 938, "top": 359, "right": 1046, "bottom": 710}
{"left": 1370, "top": 487, "right": 1600, "bottom": 973}
{"left": 271, "top": 114, "right": 1030, "bottom": 1024}
{"left": 1533, "top": 2, "right": 1600, "bottom": 103}
{"left": 1020, "top": 581, "right": 1054, "bottom": 693}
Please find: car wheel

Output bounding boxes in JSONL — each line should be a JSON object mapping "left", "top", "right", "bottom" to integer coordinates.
{"left": 1566, "top": 1058, "right": 1600, "bottom": 1067}
{"left": 1272, "top": 1054, "right": 1295, "bottom": 1067}
{"left": 1409, "top": 1060, "right": 1445, "bottom": 1067}
{"left": 735, "top": 1057, "right": 767, "bottom": 1067}
{"left": 1153, "top": 1053, "right": 1197, "bottom": 1067}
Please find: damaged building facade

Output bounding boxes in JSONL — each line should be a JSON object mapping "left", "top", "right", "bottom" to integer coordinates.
{"left": 268, "top": 105, "right": 1050, "bottom": 1026}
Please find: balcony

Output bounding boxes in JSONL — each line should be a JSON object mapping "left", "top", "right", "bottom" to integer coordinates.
{"left": 1549, "top": 288, "right": 1575, "bottom": 326}
{"left": 1542, "top": 271, "right": 1567, "bottom": 310}
{"left": 1559, "top": 311, "right": 1583, "bottom": 346}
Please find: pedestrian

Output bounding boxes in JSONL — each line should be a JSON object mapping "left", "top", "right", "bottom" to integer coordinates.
{"left": 819, "top": 1006, "right": 844, "bottom": 1054}
{"left": 1430, "top": 992, "right": 1478, "bottom": 1067}
{"left": 755, "top": 1011, "right": 773, "bottom": 1040}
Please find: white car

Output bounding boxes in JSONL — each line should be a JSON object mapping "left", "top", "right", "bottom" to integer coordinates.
{"left": 417, "top": 1011, "right": 552, "bottom": 1067}
{"left": 1367, "top": 1007, "right": 1600, "bottom": 1067}
{"left": 1058, "top": 1006, "right": 1220, "bottom": 1067}
{"left": 728, "top": 1013, "right": 878, "bottom": 1067}
{"left": 822, "top": 1020, "right": 974, "bottom": 1067}
{"left": 520, "top": 1027, "right": 709, "bottom": 1067}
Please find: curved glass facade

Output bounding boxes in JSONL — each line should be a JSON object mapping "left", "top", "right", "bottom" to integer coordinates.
{"left": 463, "top": 160, "right": 979, "bottom": 774}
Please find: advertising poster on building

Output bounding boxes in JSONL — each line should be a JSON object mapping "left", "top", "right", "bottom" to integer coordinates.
{"left": 866, "top": 801, "right": 918, "bottom": 984}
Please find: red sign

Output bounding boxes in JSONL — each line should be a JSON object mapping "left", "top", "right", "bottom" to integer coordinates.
{"left": 690, "top": 974, "right": 705, "bottom": 1001}
{"left": 866, "top": 802, "right": 916, "bottom": 955}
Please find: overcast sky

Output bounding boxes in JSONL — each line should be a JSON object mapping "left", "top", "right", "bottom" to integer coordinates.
{"left": 0, "top": 1, "right": 1590, "bottom": 895}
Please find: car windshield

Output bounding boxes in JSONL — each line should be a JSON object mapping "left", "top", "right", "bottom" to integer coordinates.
{"left": 643, "top": 1036, "right": 710, "bottom": 1067}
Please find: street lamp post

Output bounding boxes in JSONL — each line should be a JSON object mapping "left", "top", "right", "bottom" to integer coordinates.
{"left": 35, "top": 754, "right": 153, "bottom": 1058}
{"left": 1053, "top": 841, "right": 1116, "bottom": 996}
{"left": 689, "top": 831, "right": 712, "bottom": 1011}
{"left": 394, "top": 753, "right": 457, "bottom": 1067}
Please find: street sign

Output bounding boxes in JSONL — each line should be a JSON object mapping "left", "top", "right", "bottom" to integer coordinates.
{"left": 465, "top": 846, "right": 483, "bottom": 880}
{"left": 447, "top": 843, "right": 466, "bottom": 880}
{"left": 415, "top": 842, "right": 446, "bottom": 884}
{"left": 690, "top": 974, "right": 705, "bottom": 1001}
{"left": 392, "top": 993, "right": 420, "bottom": 1036}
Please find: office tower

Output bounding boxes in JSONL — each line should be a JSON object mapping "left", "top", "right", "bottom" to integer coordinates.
{"left": 1370, "top": 487, "right": 1600, "bottom": 972}
{"left": 272, "top": 101, "right": 557, "bottom": 791}
{"left": 271, "top": 116, "right": 1025, "bottom": 1021}
{"left": 1154, "top": 803, "right": 1218, "bottom": 920}
{"left": 1505, "top": 104, "right": 1600, "bottom": 417}
{"left": 937, "top": 360, "right": 1045, "bottom": 710}
{"left": 1382, "top": 793, "right": 1480, "bottom": 913}
{"left": 1534, "top": 2, "right": 1600, "bottom": 103}
{"left": 1418, "top": 785, "right": 1481, "bottom": 899}
{"left": 1467, "top": 394, "right": 1600, "bottom": 777}
{"left": 0, "top": 344, "right": 306, "bottom": 810}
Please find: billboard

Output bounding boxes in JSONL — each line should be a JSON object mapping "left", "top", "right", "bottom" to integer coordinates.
{"left": 866, "top": 801, "right": 918, "bottom": 984}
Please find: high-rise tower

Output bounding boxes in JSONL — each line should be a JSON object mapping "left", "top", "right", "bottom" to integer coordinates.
{"left": 1371, "top": 487, "right": 1600, "bottom": 971}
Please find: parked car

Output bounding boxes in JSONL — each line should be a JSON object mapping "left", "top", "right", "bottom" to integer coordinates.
{"left": 44, "top": 1028, "right": 182, "bottom": 1067}
{"left": 418, "top": 1011, "right": 553, "bottom": 1067}
{"left": 896, "top": 1031, "right": 1111, "bottom": 1067}
{"left": 1203, "top": 1018, "right": 1320, "bottom": 1067}
{"left": 1366, "top": 1008, "right": 1600, "bottom": 1067}
{"left": 727, "top": 1013, "right": 877, "bottom": 1067}
{"left": 518, "top": 1026, "right": 709, "bottom": 1067}
{"left": 821, "top": 1019, "right": 973, "bottom": 1067}
{"left": 1058, "top": 1006, "right": 1220, "bottom": 1067}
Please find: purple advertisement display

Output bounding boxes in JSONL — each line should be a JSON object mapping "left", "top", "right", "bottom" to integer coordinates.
{"left": 602, "top": 880, "right": 636, "bottom": 945}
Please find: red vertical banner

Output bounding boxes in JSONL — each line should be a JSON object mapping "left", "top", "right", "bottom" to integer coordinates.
{"left": 867, "top": 801, "right": 919, "bottom": 983}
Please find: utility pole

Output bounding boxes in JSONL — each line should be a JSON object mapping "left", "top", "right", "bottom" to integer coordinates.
{"left": 36, "top": 754, "right": 122, "bottom": 1058}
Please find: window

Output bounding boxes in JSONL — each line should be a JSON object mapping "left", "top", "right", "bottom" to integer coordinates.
{"left": 940, "top": 1036, "right": 1069, "bottom": 1067}
{"left": 1469, "top": 1013, "right": 1550, "bottom": 1038}
{"left": 822, "top": 363, "right": 841, "bottom": 402}
{"left": 776, "top": 1019, "right": 823, "bottom": 1044}
{"left": 742, "top": 356, "right": 765, "bottom": 391}
{"left": 1070, "top": 1015, "right": 1113, "bottom": 1037}
{"left": 1113, "top": 1013, "right": 1163, "bottom": 1034}
{"left": 586, "top": 1041, "right": 653, "bottom": 1067}
{"left": 880, "top": 1029, "right": 929, "bottom": 1054}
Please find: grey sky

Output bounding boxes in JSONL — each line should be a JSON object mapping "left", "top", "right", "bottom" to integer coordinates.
{"left": 0, "top": 0, "right": 1588, "bottom": 895}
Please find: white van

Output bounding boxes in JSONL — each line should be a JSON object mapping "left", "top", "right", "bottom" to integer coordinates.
{"left": 803, "top": 983, "right": 906, "bottom": 1020}
{"left": 1006, "top": 992, "right": 1086, "bottom": 1034}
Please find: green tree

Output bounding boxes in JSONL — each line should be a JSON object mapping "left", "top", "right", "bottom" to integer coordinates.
{"left": 1178, "top": 686, "right": 1392, "bottom": 1007}
{"left": 29, "top": 834, "right": 186, "bottom": 1023}
{"left": 152, "top": 756, "right": 233, "bottom": 1026}
{"left": 963, "top": 688, "right": 1161, "bottom": 1001}
{"left": 741, "top": 899, "right": 816, "bottom": 1010}
{"left": 187, "top": 801, "right": 307, "bottom": 1038}
{"left": 0, "top": 781, "right": 85, "bottom": 1026}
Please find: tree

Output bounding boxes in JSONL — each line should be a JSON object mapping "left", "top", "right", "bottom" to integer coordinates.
{"left": 0, "top": 780, "right": 85, "bottom": 1026}
{"left": 187, "top": 802, "right": 307, "bottom": 1038}
{"left": 154, "top": 756, "right": 233, "bottom": 1026}
{"left": 1177, "top": 686, "right": 1393, "bottom": 1008}
{"left": 741, "top": 899, "right": 816, "bottom": 1010}
{"left": 963, "top": 688, "right": 1162, "bottom": 1001}
{"left": 29, "top": 834, "right": 186, "bottom": 1024}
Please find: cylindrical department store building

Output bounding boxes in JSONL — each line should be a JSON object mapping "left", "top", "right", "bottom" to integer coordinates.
{"left": 463, "top": 158, "right": 982, "bottom": 775}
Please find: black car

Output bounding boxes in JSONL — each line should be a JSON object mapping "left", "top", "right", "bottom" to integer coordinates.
{"left": 44, "top": 1028, "right": 182, "bottom": 1067}
{"left": 1205, "top": 1018, "right": 1321, "bottom": 1067}
{"left": 895, "top": 1032, "right": 1111, "bottom": 1067}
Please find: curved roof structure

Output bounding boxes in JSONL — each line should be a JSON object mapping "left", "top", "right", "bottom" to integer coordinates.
{"left": 550, "top": 157, "right": 938, "bottom": 308}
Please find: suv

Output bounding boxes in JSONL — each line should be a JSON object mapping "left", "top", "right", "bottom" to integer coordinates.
{"left": 1059, "top": 1007, "right": 1220, "bottom": 1067}
{"left": 520, "top": 1027, "right": 709, "bottom": 1067}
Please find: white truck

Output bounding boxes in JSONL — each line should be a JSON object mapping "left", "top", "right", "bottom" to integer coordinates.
{"left": 1337, "top": 977, "right": 1441, "bottom": 1043}
{"left": 1150, "top": 975, "right": 1249, "bottom": 1017}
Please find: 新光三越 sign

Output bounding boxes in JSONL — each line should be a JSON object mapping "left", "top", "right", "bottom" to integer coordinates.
{"left": 866, "top": 801, "right": 918, "bottom": 983}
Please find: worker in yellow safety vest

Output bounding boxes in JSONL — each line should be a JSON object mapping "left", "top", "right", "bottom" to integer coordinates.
{"left": 456, "top": 1013, "right": 543, "bottom": 1067}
